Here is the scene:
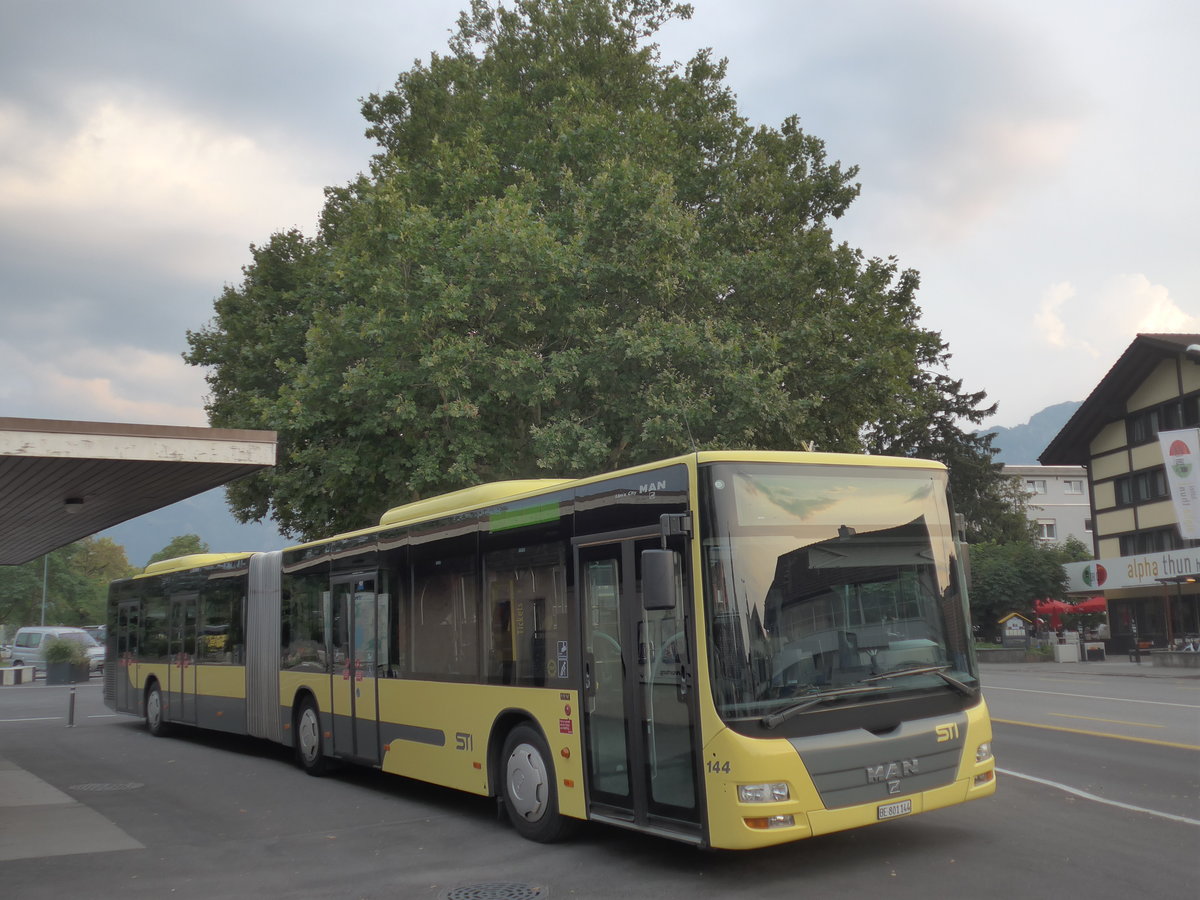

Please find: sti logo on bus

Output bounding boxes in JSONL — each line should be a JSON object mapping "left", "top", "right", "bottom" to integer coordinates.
{"left": 866, "top": 759, "right": 918, "bottom": 795}
{"left": 936, "top": 722, "right": 959, "bottom": 743}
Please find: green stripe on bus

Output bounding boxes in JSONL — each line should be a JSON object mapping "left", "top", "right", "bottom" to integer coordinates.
{"left": 489, "top": 501, "right": 561, "bottom": 532}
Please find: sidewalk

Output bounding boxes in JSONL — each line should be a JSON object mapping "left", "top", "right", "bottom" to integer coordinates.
{"left": 979, "top": 656, "right": 1200, "bottom": 679}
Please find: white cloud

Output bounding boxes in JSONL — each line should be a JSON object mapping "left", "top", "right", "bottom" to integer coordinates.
{"left": 1028, "top": 274, "right": 1197, "bottom": 410}
{"left": 0, "top": 97, "right": 327, "bottom": 279}
{"left": 0, "top": 340, "right": 209, "bottom": 426}
{"left": 1034, "top": 281, "right": 1080, "bottom": 351}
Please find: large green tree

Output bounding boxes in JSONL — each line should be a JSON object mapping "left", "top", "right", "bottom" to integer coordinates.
{"left": 0, "top": 538, "right": 136, "bottom": 628}
{"left": 968, "top": 536, "right": 1093, "bottom": 633}
{"left": 145, "top": 534, "right": 211, "bottom": 568}
{"left": 187, "top": 0, "right": 1010, "bottom": 540}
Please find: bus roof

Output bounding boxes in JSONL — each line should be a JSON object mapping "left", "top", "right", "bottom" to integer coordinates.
{"left": 282, "top": 450, "right": 945, "bottom": 555}
{"left": 139, "top": 552, "right": 255, "bottom": 578}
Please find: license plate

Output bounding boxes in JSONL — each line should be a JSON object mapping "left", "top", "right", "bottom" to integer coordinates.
{"left": 877, "top": 800, "right": 912, "bottom": 820}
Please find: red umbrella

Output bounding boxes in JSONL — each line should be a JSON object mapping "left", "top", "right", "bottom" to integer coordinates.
{"left": 1034, "top": 599, "right": 1073, "bottom": 629}
{"left": 1073, "top": 596, "right": 1108, "bottom": 614}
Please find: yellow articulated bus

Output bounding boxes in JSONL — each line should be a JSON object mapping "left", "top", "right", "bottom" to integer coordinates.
{"left": 105, "top": 451, "right": 995, "bottom": 849}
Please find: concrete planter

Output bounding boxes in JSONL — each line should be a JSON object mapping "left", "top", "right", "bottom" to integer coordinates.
{"left": 1149, "top": 650, "right": 1200, "bottom": 668}
{"left": 1, "top": 666, "right": 36, "bottom": 685}
{"left": 45, "top": 661, "right": 91, "bottom": 684}
{"left": 1052, "top": 642, "right": 1079, "bottom": 663}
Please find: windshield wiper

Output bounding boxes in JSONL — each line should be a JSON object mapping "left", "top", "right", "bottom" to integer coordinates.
{"left": 761, "top": 685, "right": 888, "bottom": 730}
{"left": 863, "top": 665, "right": 979, "bottom": 698}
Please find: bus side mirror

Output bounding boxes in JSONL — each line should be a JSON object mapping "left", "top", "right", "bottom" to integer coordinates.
{"left": 642, "top": 549, "right": 679, "bottom": 611}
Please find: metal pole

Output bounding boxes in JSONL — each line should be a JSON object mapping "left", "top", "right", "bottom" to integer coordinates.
{"left": 41, "top": 554, "right": 48, "bottom": 626}
{"left": 67, "top": 686, "right": 76, "bottom": 727}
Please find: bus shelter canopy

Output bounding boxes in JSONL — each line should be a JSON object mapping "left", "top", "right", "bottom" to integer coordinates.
{"left": 0, "top": 417, "right": 276, "bottom": 566}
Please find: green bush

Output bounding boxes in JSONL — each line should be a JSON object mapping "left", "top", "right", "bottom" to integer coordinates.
{"left": 43, "top": 638, "right": 88, "bottom": 665}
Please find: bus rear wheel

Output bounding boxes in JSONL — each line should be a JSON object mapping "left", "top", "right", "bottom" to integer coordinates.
{"left": 500, "top": 724, "right": 576, "bottom": 843}
{"left": 295, "top": 697, "right": 329, "bottom": 776}
{"left": 145, "top": 681, "right": 170, "bottom": 737}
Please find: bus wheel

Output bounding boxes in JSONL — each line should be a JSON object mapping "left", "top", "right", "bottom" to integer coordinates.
{"left": 145, "top": 682, "right": 170, "bottom": 737}
{"left": 295, "top": 697, "right": 328, "bottom": 776}
{"left": 500, "top": 724, "right": 576, "bottom": 843}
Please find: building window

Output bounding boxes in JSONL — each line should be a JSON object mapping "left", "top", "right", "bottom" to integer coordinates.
{"left": 1036, "top": 520, "right": 1057, "bottom": 541}
{"left": 1119, "top": 527, "right": 1182, "bottom": 556}
{"left": 1026, "top": 480, "right": 1048, "bottom": 495}
{"left": 1064, "top": 480, "right": 1084, "bottom": 494}
{"left": 1127, "top": 395, "right": 1200, "bottom": 445}
{"left": 1084, "top": 518, "right": 1093, "bottom": 532}
{"left": 1114, "top": 468, "right": 1168, "bottom": 507}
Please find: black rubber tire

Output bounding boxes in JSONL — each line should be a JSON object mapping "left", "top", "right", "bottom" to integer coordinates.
{"left": 145, "top": 681, "right": 170, "bottom": 737}
{"left": 294, "top": 697, "right": 329, "bottom": 776}
{"left": 499, "top": 724, "right": 577, "bottom": 843}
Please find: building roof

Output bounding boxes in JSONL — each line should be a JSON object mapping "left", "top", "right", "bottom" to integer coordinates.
{"left": 1040, "top": 333, "right": 1200, "bottom": 466}
{"left": 0, "top": 418, "right": 276, "bottom": 565}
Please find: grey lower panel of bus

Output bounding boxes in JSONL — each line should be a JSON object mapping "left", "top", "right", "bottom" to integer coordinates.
{"left": 379, "top": 720, "right": 445, "bottom": 747}
{"left": 790, "top": 712, "right": 968, "bottom": 809}
{"left": 272, "top": 708, "right": 446, "bottom": 754}
{"left": 247, "top": 551, "right": 283, "bottom": 741}
{"left": 166, "top": 694, "right": 249, "bottom": 734}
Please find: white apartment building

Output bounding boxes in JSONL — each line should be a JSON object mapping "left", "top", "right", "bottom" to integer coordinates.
{"left": 1002, "top": 464, "right": 1092, "bottom": 545}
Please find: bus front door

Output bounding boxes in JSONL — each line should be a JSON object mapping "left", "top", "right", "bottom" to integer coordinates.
{"left": 330, "top": 574, "right": 382, "bottom": 765}
{"left": 167, "top": 595, "right": 198, "bottom": 726}
{"left": 578, "top": 535, "right": 700, "bottom": 838}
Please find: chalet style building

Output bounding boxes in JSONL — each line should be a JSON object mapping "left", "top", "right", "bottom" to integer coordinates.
{"left": 1041, "top": 334, "right": 1200, "bottom": 652}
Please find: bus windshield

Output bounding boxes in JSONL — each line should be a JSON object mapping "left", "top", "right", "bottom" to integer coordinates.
{"left": 700, "top": 462, "right": 978, "bottom": 722}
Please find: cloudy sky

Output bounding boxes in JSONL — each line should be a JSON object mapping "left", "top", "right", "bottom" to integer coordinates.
{"left": 3, "top": 0, "right": 1196, "bottom": 438}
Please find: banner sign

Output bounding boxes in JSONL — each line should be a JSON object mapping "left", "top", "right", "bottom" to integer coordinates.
{"left": 1064, "top": 547, "right": 1200, "bottom": 593}
{"left": 1159, "top": 428, "right": 1200, "bottom": 539}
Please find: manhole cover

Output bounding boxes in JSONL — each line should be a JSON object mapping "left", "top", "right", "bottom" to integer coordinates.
{"left": 69, "top": 782, "right": 144, "bottom": 792}
{"left": 445, "top": 884, "right": 544, "bottom": 900}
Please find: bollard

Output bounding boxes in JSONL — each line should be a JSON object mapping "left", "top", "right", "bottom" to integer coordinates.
{"left": 67, "top": 686, "right": 76, "bottom": 727}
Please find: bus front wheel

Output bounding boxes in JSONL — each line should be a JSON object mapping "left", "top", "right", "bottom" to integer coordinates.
{"left": 500, "top": 724, "right": 576, "bottom": 843}
{"left": 295, "top": 697, "right": 329, "bottom": 776}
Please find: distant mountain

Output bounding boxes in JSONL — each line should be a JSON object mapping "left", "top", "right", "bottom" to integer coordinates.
{"left": 982, "top": 401, "right": 1083, "bottom": 464}
{"left": 97, "top": 487, "right": 289, "bottom": 569}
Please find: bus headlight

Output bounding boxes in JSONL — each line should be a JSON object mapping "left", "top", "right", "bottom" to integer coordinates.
{"left": 975, "top": 741, "right": 993, "bottom": 763}
{"left": 738, "top": 782, "right": 790, "bottom": 803}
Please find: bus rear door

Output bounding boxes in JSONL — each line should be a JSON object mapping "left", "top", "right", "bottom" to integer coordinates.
{"left": 167, "top": 594, "right": 198, "bottom": 725}
{"left": 114, "top": 601, "right": 139, "bottom": 714}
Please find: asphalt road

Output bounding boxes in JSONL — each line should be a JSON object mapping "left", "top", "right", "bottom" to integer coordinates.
{"left": 1, "top": 665, "right": 1197, "bottom": 900}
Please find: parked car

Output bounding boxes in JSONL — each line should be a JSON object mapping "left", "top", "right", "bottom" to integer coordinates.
{"left": 9, "top": 626, "right": 105, "bottom": 674}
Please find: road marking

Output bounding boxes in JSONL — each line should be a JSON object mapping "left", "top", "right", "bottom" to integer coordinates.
{"left": 1049, "top": 713, "right": 1165, "bottom": 729}
{"left": 986, "top": 686, "right": 1200, "bottom": 709}
{"left": 0, "top": 717, "right": 62, "bottom": 723}
{"left": 993, "top": 717, "right": 1200, "bottom": 751}
{"left": 998, "top": 767, "right": 1200, "bottom": 827}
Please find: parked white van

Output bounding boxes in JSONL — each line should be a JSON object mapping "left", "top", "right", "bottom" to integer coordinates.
{"left": 9, "top": 626, "right": 105, "bottom": 675}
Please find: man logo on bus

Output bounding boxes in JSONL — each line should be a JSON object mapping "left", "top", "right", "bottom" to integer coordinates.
{"left": 639, "top": 480, "right": 667, "bottom": 499}
{"left": 866, "top": 759, "right": 918, "bottom": 795}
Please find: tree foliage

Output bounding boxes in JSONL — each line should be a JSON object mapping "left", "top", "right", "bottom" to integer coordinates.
{"left": 968, "top": 536, "right": 1093, "bottom": 631}
{"left": 187, "top": 0, "right": 1012, "bottom": 540}
{"left": 146, "top": 534, "right": 212, "bottom": 568}
{"left": 0, "top": 538, "right": 135, "bottom": 629}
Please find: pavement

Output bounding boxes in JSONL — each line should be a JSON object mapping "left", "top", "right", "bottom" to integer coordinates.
{"left": 1, "top": 655, "right": 1197, "bottom": 865}
{"left": 979, "top": 655, "right": 1200, "bottom": 678}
